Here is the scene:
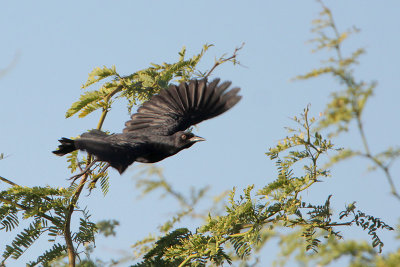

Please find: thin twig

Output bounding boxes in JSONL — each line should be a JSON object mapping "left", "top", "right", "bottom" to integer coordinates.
{"left": 361, "top": 153, "right": 400, "bottom": 200}
{"left": 204, "top": 43, "right": 245, "bottom": 78}
{"left": 0, "top": 51, "right": 20, "bottom": 79}
{"left": 0, "top": 176, "right": 19, "bottom": 187}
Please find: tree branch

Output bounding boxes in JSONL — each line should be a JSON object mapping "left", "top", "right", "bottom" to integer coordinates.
{"left": 64, "top": 93, "right": 113, "bottom": 266}
{"left": 204, "top": 43, "right": 245, "bottom": 78}
{"left": 0, "top": 175, "right": 19, "bottom": 187}
{"left": 319, "top": 0, "right": 400, "bottom": 201}
{"left": 179, "top": 252, "right": 200, "bottom": 267}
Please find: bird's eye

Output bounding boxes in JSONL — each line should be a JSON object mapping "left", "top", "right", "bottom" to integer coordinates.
{"left": 181, "top": 134, "right": 187, "bottom": 140}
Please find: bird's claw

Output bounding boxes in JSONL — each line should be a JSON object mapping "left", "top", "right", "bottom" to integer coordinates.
{"left": 68, "top": 172, "right": 86, "bottom": 184}
{"left": 67, "top": 160, "right": 98, "bottom": 185}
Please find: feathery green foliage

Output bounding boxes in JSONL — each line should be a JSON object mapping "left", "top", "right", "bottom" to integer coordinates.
{"left": 2, "top": 220, "right": 43, "bottom": 260}
{"left": 271, "top": 0, "right": 400, "bottom": 265}
{"left": 96, "top": 219, "right": 119, "bottom": 238}
{"left": 0, "top": 205, "right": 18, "bottom": 232}
{"left": 0, "top": 186, "right": 70, "bottom": 265}
{"left": 0, "top": 181, "right": 99, "bottom": 265}
{"left": 66, "top": 44, "right": 213, "bottom": 119}
{"left": 129, "top": 107, "right": 392, "bottom": 266}
{"left": 1, "top": 0, "right": 398, "bottom": 265}
{"left": 28, "top": 243, "right": 67, "bottom": 267}
{"left": 294, "top": 0, "right": 400, "bottom": 201}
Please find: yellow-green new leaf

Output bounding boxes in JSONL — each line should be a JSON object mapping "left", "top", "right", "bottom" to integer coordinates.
{"left": 82, "top": 65, "right": 117, "bottom": 89}
{"left": 65, "top": 90, "right": 102, "bottom": 118}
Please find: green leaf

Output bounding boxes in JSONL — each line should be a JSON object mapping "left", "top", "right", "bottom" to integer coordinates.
{"left": 82, "top": 65, "right": 117, "bottom": 89}
{"left": 65, "top": 90, "right": 102, "bottom": 118}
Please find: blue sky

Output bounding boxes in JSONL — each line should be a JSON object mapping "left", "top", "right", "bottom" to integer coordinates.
{"left": 1, "top": 0, "right": 399, "bottom": 265}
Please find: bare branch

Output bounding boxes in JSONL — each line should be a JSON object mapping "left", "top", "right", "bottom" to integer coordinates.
{"left": 205, "top": 43, "right": 245, "bottom": 78}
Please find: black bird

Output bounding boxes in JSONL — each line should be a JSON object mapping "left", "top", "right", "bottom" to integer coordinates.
{"left": 53, "top": 78, "right": 241, "bottom": 174}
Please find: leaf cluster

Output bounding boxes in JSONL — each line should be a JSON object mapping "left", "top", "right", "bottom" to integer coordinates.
{"left": 131, "top": 107, "right": 393, "bottom": 266}
{"left": 339, "top": 206, "right": 394, "bottom": 253}
{"left": 271, "top": 1, "right": 400, "bottom": 265}
{"left": 0, "top": 185, "right": 97, "bottom": 266}
{"left": 295, "top": 1, "right": 373, "bottom": 137}
{"left": 66, "top": 44, "right": 212, "bottom": 119}
{"left": 294, "top": 0, "right": 400, "bottom": 201}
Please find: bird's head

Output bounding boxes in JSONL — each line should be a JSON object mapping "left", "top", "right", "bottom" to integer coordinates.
{"left": 174, "top": 131, "right": 205, "bottom": 149}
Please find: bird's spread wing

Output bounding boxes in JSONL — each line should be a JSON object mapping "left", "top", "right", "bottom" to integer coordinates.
{"left": 123, "top": 78, "right": 241, "bottom": 135}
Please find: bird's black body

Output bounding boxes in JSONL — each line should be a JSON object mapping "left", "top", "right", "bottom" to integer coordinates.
{"left": 53, "top": 78, "right": 241, "bottom": 174}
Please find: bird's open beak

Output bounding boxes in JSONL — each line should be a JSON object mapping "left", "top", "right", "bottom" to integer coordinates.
{"left": 189, "top": 135, "right": 206, "bottom": 142}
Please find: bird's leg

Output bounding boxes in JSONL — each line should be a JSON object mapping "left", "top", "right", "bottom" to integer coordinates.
{"left": 69, "top": 159, "right": 99, "bottom": 184}
{"left": 87, "top": 163, "right": 111, "bottom": 195}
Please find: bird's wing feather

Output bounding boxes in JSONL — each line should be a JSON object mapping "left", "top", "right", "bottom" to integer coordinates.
{"left": 123, "top": 78, "right": 241, "bottom": 135}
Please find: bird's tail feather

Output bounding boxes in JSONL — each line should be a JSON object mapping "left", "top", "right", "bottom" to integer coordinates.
{"left": 53, "top": 138, "right": 76, "bottom": 156}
